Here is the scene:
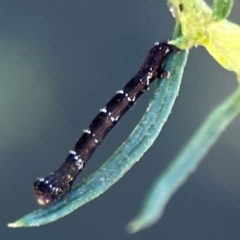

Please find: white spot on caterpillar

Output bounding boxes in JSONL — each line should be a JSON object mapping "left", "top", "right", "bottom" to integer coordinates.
{"left": 84, "top": 129, "right": 91, "bottom": 134}
{"left": 165, "top": 48, "right": 170, "bottom": 53}
{"left": 110, "top": 116, "right": 119, "bottom": 122}
{"left": 70, "top": 150, "right": 77, "bottom": 155}
{"left": 94, "top": 139, "right": 99, "bottom": 143}
{"left": 100, "top": 108, "right": 107, "bottom": 113}
{"left": 117, "top": 90, "right": 124, "bottom": 94}
{"left": 146, "top": 78, "right": 150, "bottom": 86}
{"left": 146, "top": 72, "right": 153, "bottom": 86}
{"left": 127, "top": 97, "right": 136, "bottom": 102}
{"left": 76, "top": 158, "right": 84, "bottom": 169}
{"left": 108, "top": 112, "right": 112, "bottom": 116}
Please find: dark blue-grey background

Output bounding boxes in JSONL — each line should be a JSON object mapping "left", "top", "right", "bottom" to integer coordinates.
{"left": 1, "top": 1, "right": 240, "bottom": 239}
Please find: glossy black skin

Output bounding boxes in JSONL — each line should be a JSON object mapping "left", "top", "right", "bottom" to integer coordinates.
{"left": 33, "top": 41, "right": 178, "bottom": 206}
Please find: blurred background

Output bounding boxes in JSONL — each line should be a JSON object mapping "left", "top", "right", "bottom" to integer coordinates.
{"left": 1, "top": 0, "right": 240, "bottom": 239}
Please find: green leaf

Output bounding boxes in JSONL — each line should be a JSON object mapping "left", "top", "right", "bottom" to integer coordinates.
{"left": 212, "top": 0, "right": 234, "bottom": 21}
{"left": 127, "top": 86, "right": 240, "bottom": 233}
{"left": 168, "top": 0, "right": 240, "bottom": 81}
{"left": 8, "top": 26, "right": 188, "bottom": 228}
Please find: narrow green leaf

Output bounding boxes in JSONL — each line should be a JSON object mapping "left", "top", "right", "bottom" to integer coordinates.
{"left": 212, "top": 0, "right": 234, "bottom": 21}
{"left": 8, "top": 25, "right": 188, "bottom": 228}
{"left": 127, "top": 86, "right": 240, "bottom": 233}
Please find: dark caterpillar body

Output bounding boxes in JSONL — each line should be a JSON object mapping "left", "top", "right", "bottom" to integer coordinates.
{"left": 33, "top": 41, "right": 177, "bottom": 206}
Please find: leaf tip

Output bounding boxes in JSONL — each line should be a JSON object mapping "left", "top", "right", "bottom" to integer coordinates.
{"left": 212, "top": 0, "right": 234, "bottom": 22}
{"left": 7, "top": 221, "right": 23, "bottom": 228}
{"left": 125, "top": 220, "right": 142, "bottom": 234}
